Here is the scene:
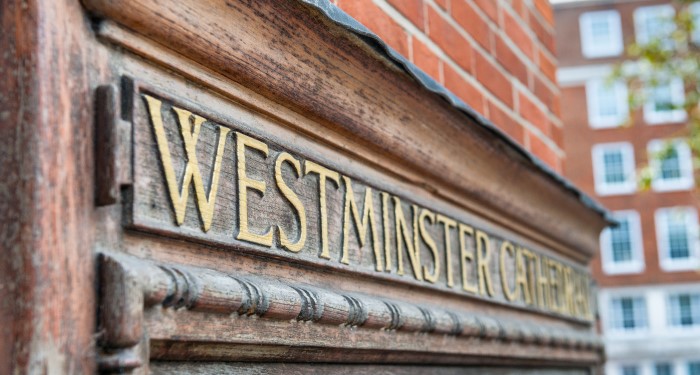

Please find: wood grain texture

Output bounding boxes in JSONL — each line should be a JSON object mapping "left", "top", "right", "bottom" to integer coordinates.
{"left": 81, "top": 0, "right": 608, "bottom": 261}
{"left": 0, "top": 0, "right": 97, "bottom": 373}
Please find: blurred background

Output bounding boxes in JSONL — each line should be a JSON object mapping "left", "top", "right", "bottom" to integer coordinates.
{"left": 333, "top": 0, "right": 700, "bottom": 374}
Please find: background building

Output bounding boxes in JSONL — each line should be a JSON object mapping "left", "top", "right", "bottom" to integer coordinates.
{"left": 555, "top": 1, "right": 700, "bottom": 374}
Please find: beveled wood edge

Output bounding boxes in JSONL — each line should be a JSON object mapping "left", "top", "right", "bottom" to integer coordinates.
{"left": 97, "top": 252, "right": 603, "bottom": 372}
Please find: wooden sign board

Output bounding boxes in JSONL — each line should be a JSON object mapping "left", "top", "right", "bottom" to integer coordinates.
{"left": 127, "top": 82, "right": 594, "bottom": 322}
{"left": 1, "top": 0, "right": 610, "bottom": 373}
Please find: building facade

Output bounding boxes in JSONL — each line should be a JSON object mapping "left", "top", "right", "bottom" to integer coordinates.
{"left": 555, "top": 1, "right": 700, "bottom": 374}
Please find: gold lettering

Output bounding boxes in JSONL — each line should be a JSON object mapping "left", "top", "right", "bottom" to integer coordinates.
{"left": 381, "top": 192, "right": 392, "bottom": 272}
{"left": 581, "top": 275, "right": 592, "bottom": 319}
{"left": 499, "top": 241, "right": 517, "bottom": 301}
{"left": 393, "top": 197, "right": 422, "bottom": 280}
{"left": 583, "top": 273, "right": 592, "bottom": 319}
{"left": 476, "top": 231, "right": 496, "bottom": 297}
{"left": 458, "top": 223, "right": 477, "bottom": 294}
{"left": 524, "top": 249, "right": 538, "bottom": 306}
{"left": 341, "top": 176, "right": 382, "bottom": 270}
{"left": 564, "top": 266, "right": 574, "bottom": 316}
{"left": 575, "top": 273, "right": 584, "bottom": 318}
{"left": 419, "top": 209, "right": 440, "bottom": 283}
{"left": 549, "top": 259, "right": 560, "bottom": 312}
{"left": 304, "top": 161, "right": 340, "bottom": 259}
{"left": 437, "top": 214, "right": 457, "bottom": 288}
{"left": 573, "top": 272, "right": 582, "bottom": 318}
{"left": 236, "top": 132, "right": 273, "bottom": 246}
{"left": 536, "top": 254, "right": 549, "bottom": 309}
{"left": 515, "top": 247, "right": 532, "bottom": 305}
{"left": 275, "top": 152, "right": 306, "bottom": 253}
{"left": 144, "top": 95, "right": 230, "bottom": 232}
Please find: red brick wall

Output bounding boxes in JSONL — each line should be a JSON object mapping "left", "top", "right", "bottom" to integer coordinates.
{"left": 335, "top": 0, "right": 564, "bottom": 172}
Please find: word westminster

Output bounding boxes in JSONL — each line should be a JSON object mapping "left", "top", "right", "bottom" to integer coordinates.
{"left": 143, "top": 94, "right": 592, "bottom": 321}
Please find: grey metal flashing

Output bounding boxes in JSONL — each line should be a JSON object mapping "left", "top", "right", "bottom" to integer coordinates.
{"left": 551, "top": 0, "right": 643, "bottom": 11}
{"left": 301, "top": 0, "right": 615, "bottom": 225}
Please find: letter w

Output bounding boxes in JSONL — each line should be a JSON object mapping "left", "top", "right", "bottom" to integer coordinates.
{"left": 143, "top": 95, "right": 230, "bottom": 232}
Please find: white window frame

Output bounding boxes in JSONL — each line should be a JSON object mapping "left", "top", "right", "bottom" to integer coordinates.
{"left": 605, "top": 292, "right": 649, "bottom": 335}
{"left": 655, "top": 207, "right": 700, "bottom": 272}
{"left": 580, "top": 10, "right": 624, "bottom": 58}
{"left": 592, "top": 142, "right": 637, "bottom": 195}
{"left": 644, "top": 78, "right": 687, "bottom": 124}
{"left": 648, "top": 139, "right": 694, "bottom": 192}
{"left": 634, "top": 5, "right": 676, "bottom": 46}
{"left": 586, "top": 79, "right": 629, "bottom": 128}
{"left": 600, "top": 210, "right": 645, "bottom": 275}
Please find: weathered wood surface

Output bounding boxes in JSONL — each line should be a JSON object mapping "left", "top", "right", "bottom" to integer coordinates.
{"left": 81, "top": 0, "right": 607, "bottom": 261}
{"left": 0, "top": 0, "right": 98, "bottom": 373}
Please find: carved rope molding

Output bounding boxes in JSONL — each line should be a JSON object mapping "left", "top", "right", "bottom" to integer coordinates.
{"left": 96, "top": 252, "right": 603, "bottom": 372}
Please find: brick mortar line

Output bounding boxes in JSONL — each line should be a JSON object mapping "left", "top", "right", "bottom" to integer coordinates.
{"left": 526, "top": 0, "right": 558, "bottom": 37}
{"left": 499, "top": 1, "right": 559, "bottom": 64}
{"left": 434, "top": 0, "right": 562, "bottom": 101}
{"left": 526, "top": 126, "right": 566, "bottom": 159}
{"left": 423, "top": 0, "right": 562, "bottom": 114}
{"left": 404, "top": 1, "right": 566, "bottom": 155}
{"left": 511, "top": 80, "right": 566, "bottom": 155}
{"left": 425, "top": 0, "right": 533, "bottom": 78}
{"left": 373, "top": 0, "right": 505, "bottom": 108}
{"left": 494, "top": 24, "right": 561, "bottom": 96}
{"left": 512, "top": 77, "right": 564, "bottom": 130}
{"left": 484, "top": 0, "right": 558, "bottom": 58}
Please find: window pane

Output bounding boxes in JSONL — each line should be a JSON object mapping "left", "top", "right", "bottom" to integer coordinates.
{"left": 622, "top": 365, "right": 640, "bottom": 375}
{"left": 645, "top": 16, "right": 665, "bottom": 40}
{"left": 610, "top": 218, "right": 633, "bottom": 262}
{"left": 651, "top": 83, "right": 675, "bottom": 113}
{"left": 666, "top": 213, "right": 690, "bottom": 259}
{"left": 598, "top": 84, "right": 620, "bottom": 117}
{"left": 655, "top": 363, "right": 672, "bottom": 375}
{"left": 611, "top": 297, "right": 647, "bottom": 330}
{"left": 689, "top": 362, "right": 700, "bottom": 375}
{"left": 582, "top": 11, "right": 621, "bottom": 57}
{"left": 638, "top": 8, "right": 674, "bottom": 46}
{"left": 591, "top": 18, "right": 611, "bottom": 44}
{"left": 692, "top": 4, "right": 700, "bottom": 43}
{"left": 604, "top": 149, "right": 627, "bottom": 184}
{"left": 668, "top": 293, "right": 700, "bottom": 327}
{"left": 660, "top": 147, "right": 682, "bottom": 180}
